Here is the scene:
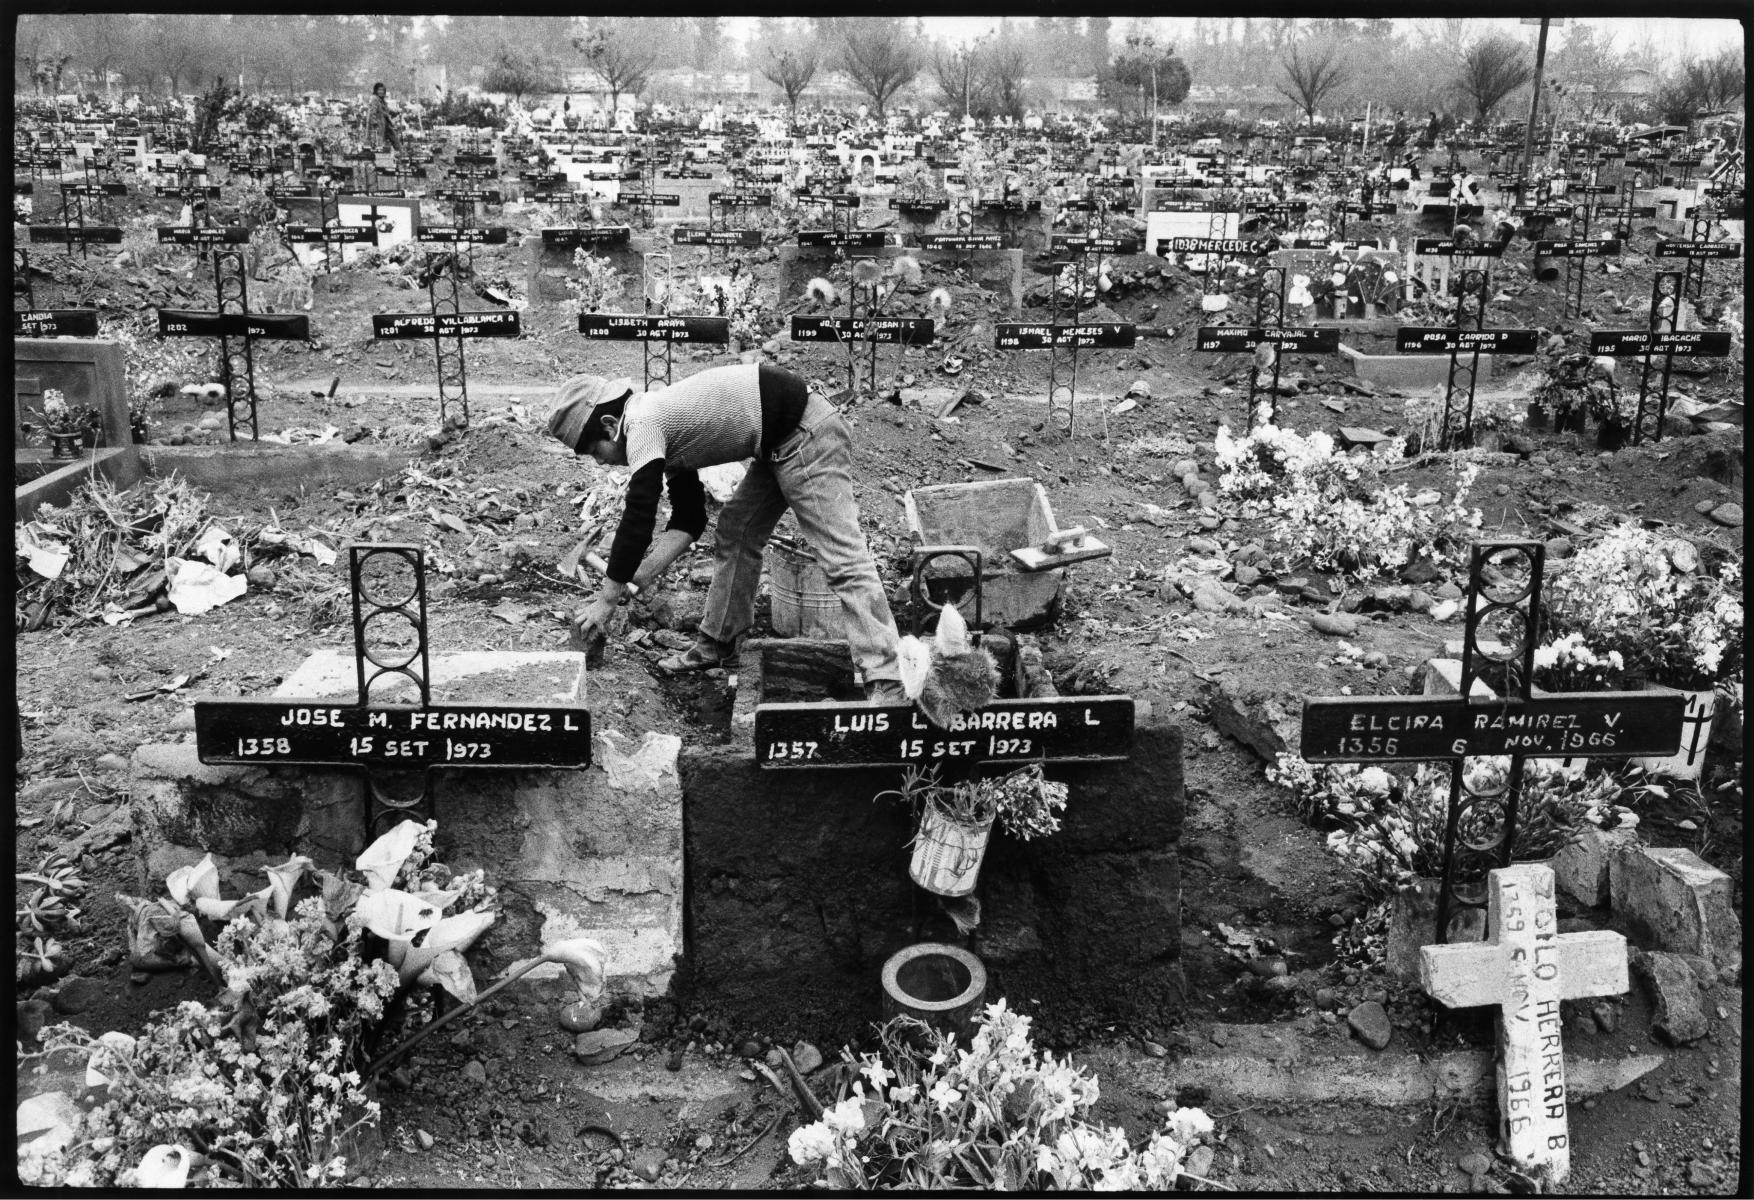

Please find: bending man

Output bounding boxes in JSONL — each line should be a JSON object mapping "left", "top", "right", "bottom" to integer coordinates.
{"left": 547, "top": 365, "right": 906, "bottom": 703}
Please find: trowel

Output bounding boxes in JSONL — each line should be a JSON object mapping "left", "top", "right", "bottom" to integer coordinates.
{"left": 1009, "top": 526, "right": 1111, "bottom": 572}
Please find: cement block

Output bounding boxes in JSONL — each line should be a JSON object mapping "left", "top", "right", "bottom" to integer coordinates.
{"left": 1551, "top": 825, "right": 1640, "bottom": 909}
{"left": 138, "top": 444, "right": 406, "bottom": 497}
{"left": 1610, "top": 845, "right": 1742, "bottom": 972}
{"left": 14, "top": 446, "right": 144, "bottom": 523}
{"left": 1339, "top": 342, "right": 1500, "bottom": 389}
{"left": 1385, "top": 877, "right": 1485, "bottom": 984}
{"left": 275, "top": 649, "right": 586, "bottom": 706}
{"left": 1420, "top": 658, "right": 1497, "bottom": 700}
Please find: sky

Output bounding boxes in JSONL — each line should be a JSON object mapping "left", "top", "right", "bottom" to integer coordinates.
{"left": 721, "top": 16, "right": 1743, "bottom": 63}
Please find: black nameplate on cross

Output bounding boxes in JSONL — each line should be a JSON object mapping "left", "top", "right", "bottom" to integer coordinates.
{"left": 1654, "top": 241, "right": 1741, "bottom": 260}
{"left": 285, "top": 224, "right": 379, "bottom": 247}
{"left": 674, "top": 228, "right": 761, "bottom": 247}
{"left": 420, "top": 226, "right": 509, "bottom": 245}
{"left": 1413, "top": 238, "right": 1505, "bottom": 258}
{"left": 1196, "top": 325, "right": 1339, "bottom": 354}
{"left": 1534, "top": 238, "right": 1620, "bottom": 258}
{"left": 794, "top": 192, "right": 860, "bottom": 208}
{"left": 371, "top": 311, "right": 520, "bottom": 339}
{"left": 1396, "top": 327, "right": 1539, "bottom": 354}
{"left": 580, "top": 313, "right": 730, "bottom": 342}
{"left": 157, "top": 226, "right": 250, "bottom": 246}
{"left": 618, "top": 192, "right": 682, "bottom": 207}
{"left": 978, "top": 199, "right": 1042, "bottom": 214}
{"left": 153, "top": 184, "right": 222, "bottom": 200}
{"left": 920, "top": 233, "right": 1002, "bottom": 251}
{"left": 995, "top": 321, "right": 1137, "bottom": 349}
{"left": 434, "top": 188, "right": 502, "bottom": 204}
{"left": 709, "top": 191, "right": 773, "bottom": 207}
{"left": 1591, "top": 330, "right": 1732, "bottom": 357}
{"left": 62, "top": 182, "right": 128, "bottom": 198}
{"left": 27, "top": 225, "right": 122, "bottom": 245}
{"left": 1051, "top": 234, "right": 1142, "bottom": 255}
{"left": 890, "top": 198, "right": 948, "bottom": 216}
{"left": 196, "top": 702, "right": 590, "bottom": 768}
{"left": 1301, "top": 693, "right": 1685, "bottom": 762}
{"left": 790, "top": 316, "right": 936, "bottom": 344}
{"left": 544, "top": 226, "right": 631, "bottom": 248}
{"left": 14, "top": 309, "right": 99, "bottom": 338}
{"left": 797, "top": 230, "right": 888, "bottom": 248}
{"left": 1159, "top": 236, "right": 1276, "bottom": 257}
{"left": 159, "top": 310, "right": 311, "bottom": 340}
{"left": 754, "top": 696, "right": 1135, "bottom": 769}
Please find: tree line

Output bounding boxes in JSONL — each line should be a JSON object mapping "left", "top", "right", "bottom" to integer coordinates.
{"left": 14, "top": 14, "right": 1740, "bottom": 133}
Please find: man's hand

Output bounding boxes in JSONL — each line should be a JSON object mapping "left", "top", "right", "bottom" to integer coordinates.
{"left": 569, "top": 595, "right": 619, "bottom": 653}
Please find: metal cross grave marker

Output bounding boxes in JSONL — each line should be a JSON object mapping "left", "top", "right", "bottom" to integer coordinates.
{"left": 1299, "top": 540, "right": 1684, "bottom": 945}
{"left": 195, "top": 545, "right": 592, "bottom": 837}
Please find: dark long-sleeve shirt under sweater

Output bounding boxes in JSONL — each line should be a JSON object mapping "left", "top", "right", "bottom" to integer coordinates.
{"left": 603, "top": 363, "right": 807, "bottom": 583}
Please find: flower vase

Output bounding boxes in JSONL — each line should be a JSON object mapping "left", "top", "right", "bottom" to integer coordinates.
{"left": 1525, "top": 403, "right": 1550, "bottom": 431}
{"left": 1362, "top": 301, "right": 1378, "bottom": 320}
{"left": 1332, "top": 299, "right": 1346, "bottom": 321}
{"left": 48, "top": 431, "right": 82, "bottom": 460}
{"left": 1632, "top": 684, "right": 1717, "bottom": 781}
{"left": 908, "top": 807, "right": 993, "bottom": 897}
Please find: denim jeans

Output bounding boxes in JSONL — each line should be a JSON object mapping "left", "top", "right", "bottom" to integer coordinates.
{"left": 698, "top": 395, "right": 900, "bottom": 682}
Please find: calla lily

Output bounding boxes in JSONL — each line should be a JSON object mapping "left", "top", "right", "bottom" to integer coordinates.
{"left": 194, "top": 885, "right": 270, "bottom": 923}
{"left": 174, "top": 912, "right": 224, "bottom": 984}
{"left": 417, "top": 949, "right": 478, "bottom": 1004}
{"left": 356, "top": 820, "right": 424, "bottom": 892}
{"left": 544, "top": 936, "right": 608, "bottom": 1003}
{"left": 263, "top": 855, "right": 314, "bottom": 919}
{"left": 896, "top": 636, "right": 932, "bottom": 700}
{"left": 353, "top": 888, "right": 441, "bottom": 941}
{"left": 928, "top": 287, "right": 952, "bottom": 311}
{"left": 135, "top": 1144, "right": 193, "bottom": 1189}
{"left": 165, "top": 855, "right": 220, "bottom": 908}
{"left": 389, "top": 909, "right": 498, "bottom": 985}
{"left": 805, "top": 276, "right": 837, "bottom": 305}
{"left": 933, "top": 599, "right": 972, "bottom": 657}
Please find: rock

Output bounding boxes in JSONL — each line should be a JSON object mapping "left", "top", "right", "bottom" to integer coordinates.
{"left": 1187, "top": 536, "right": 1221, "bottom": 556}
{"left": 1433, "top": 581, "right": 1464, "bottom": 600}
{"left": 1407, "top": 589, "right": 1434, "bottom": 614}
{"left": 50, "top": 976, "right": 104, "bottom": 1015}
{"left": 1399, "top": 557, "right": 1441, "bottom": 585}
{"left": 1183, "top": 1145, "right": 1215, "bottom": 1182}
{"left": 559, "top": 1000, "right": 604, "bottom": 1034}
{"left": 461, "top": 1059, "right": 487, "bottom": 1085}
{"left": 1609, "top": 845, "right": 1742, "bottom": 970}
{"left": 1347, "top": 1001, "right": 1392, "bottom": 1050}
{"left": 1694, "top": 498, "right": 1718, "bottom": 515}
{"left": 1590, "top": 1001, "right": 1620, "bottom": 1034}
{"left": 1544, "top": 536, "right": 1572, "bottom": 560}
{"left": 1234, "top": 564, "right": 1261, "bottom": 587}
{"left": 16, "top": 998, "right": 51, "bottom": 1045}
{"left": 93, "top": 753, "right": 130, "bottom": 773}
{"left": 737, "top": 1039, "right": 763, "bottom": 1059}
{"left": 246, "top": 565, "right": 277, "bottom": 588}
{"left": 1190, "top": 579, "right": 1243, "bottom": 613}
{"left": 1309, "top": 612, "right": 1359, "bottom": 637}
{"left": 1143, "top": 1039, "right": 1168, "bottom": 1057}
{"left": 1314, "top": 987, "right": 1337, "bottom": 1009}
{"left": 791, "top": 1041, "right": 823, "bottom": 1075}
{"left": 1633, "top": 951, "right": 1709, "bottom": 1045}
{"left": 575, "top": 1028, "right": 638, "bottom": 1065}
{"left": 1125, "top": 379, "right": 1151, "bottom": 399}
{"left": 1707, "top": 502, "right": 1742, "bottom": 527}
{"left": 1195, "top": 492, "right": 1218, "bottom": 511}
{"left": 416, "top": 1129, "right": 435, "bottom": 1150}
{"left": 1458, "top": 1151, "right": 1493, "bottom": 1176}
{"left": 631, "top": 1151, "right": 665, "bottom": 1182}
{"left": 1687, "top": 1161, "right": 1719, "bottom": 1187}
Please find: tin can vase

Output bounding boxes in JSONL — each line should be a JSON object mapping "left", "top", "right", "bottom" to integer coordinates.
{"left": 1632, "top": 684, "right": 1716, "bottom": 782}
{"left": 908, "top": 807, "right": 993, "bottom": 897}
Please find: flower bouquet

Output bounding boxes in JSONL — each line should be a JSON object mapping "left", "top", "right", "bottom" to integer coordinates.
{"left": 787, "top": 1000, "right": 1218, "bottom": 1190}
{"left": 880, "top": 764, "right": 1069, "bottom": 896}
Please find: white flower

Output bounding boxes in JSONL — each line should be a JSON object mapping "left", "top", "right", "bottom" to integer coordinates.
{"left": 787, "top": 1121, "right": 837, "bottom": 1165}
{"left": 929, "top": 1078, "right": 963, "bottom": 1110}
{"left": 860, "top": 1056, "right": 893, "bottom": 1091}
{"left": 1166, "top": 1105, "right": 1214, "bottom": 1144}
{"left": 822, "top": 1097, "right": 868, "bottom": 1136}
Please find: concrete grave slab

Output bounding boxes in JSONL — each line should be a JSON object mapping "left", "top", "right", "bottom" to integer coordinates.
{"left": 1609, "top": 844, "right": 1742, "bottom": 972}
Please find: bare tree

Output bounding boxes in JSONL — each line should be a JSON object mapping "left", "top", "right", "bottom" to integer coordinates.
{"left": 838, "top": 18, "right": 920, "bottom": 119}
{"left": 1277, "top": 38, "right": 1350, "bottom": 126}
{"left": 759, "top": 40, "right": 820, "bottom": 126}
{"left": 984, "top": 37, "right": 1032, "bottom": 122}
{"left": 481, "top": 42, "right": 559, "bottom": 105}
{"left": 574, "top": 17, "right": 665, "bottom": 115}
{"left": 933, "top": 41, "right": 987, "bottom": 120}
{"left": 1456, "top": 35, "right": 1534, "bottom": 124}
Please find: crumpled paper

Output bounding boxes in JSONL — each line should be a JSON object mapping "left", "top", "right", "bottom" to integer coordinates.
{"left": 594, "top": 729, "right": 681, "bottom": 793}
{"left": 17, "top": 529, "right": 69, "bottom": 580}
{"left": 195, "top": 524, "right": 240, "bottom": 572}
{"left": 165, "top": 558, "right": 247, "bottom": 615}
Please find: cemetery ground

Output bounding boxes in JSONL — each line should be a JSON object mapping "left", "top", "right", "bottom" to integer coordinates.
{"left": 15, "top": 193, "right": 1744, "bottom": 1192}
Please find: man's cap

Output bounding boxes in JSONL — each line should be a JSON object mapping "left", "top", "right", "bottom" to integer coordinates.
{"left": 547, "top": 374, "right": 634, "bottom": 452}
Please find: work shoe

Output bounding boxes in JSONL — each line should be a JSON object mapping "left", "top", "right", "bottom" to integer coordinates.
{"left": 864, "top": 679, "right": 909, "bottom": 705}
{"left": 656, "top": 635, "right": 735, "bottom": 675}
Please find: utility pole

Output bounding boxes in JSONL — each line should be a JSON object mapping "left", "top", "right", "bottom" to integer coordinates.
{"left": 1519, "top": 17, "right": 1562, "bottom": 192}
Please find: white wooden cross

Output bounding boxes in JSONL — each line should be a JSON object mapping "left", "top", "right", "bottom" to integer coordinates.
{"left": 1420, "top": 863, "right": 1628, "bottom": 1185}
